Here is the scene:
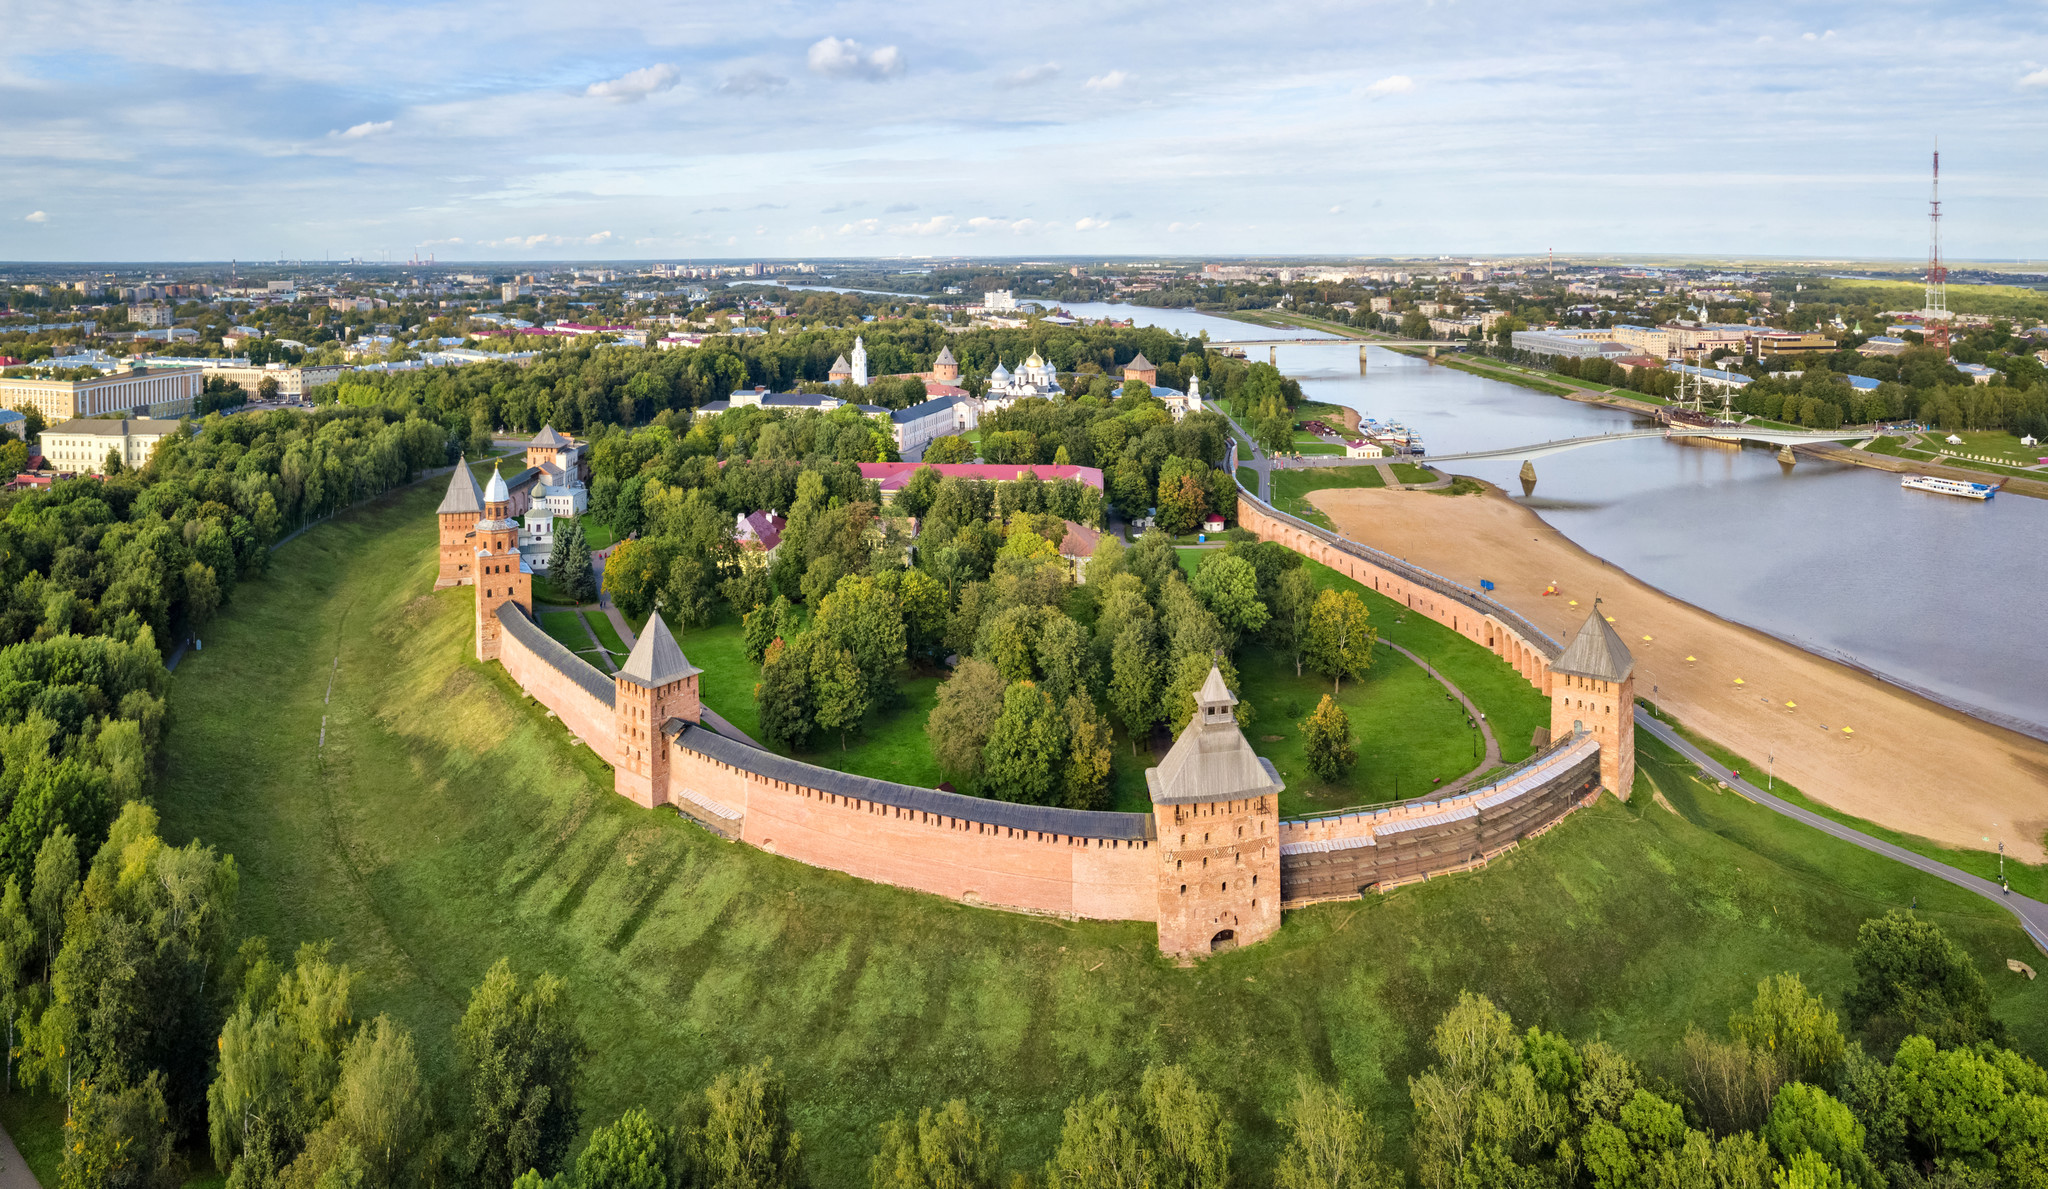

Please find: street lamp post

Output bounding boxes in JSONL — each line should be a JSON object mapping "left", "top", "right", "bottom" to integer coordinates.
{"left": 1767, "top": 753, "right": 1773, "bottom": 791}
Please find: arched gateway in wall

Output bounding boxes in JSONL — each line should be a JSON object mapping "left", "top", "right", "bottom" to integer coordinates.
{"left": 437, "top": 458, "right": 1634, "bottom": 956}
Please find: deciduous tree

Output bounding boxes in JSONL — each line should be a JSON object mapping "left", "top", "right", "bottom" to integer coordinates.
{"left": 455, "top": 959, "right": 585, "bottom": 1187}
{"left": 1301, "top": 696, "right": 1357, "bottom": 783}
{"left": 1304, "top": 588, "right": 1375, "bottom": 694}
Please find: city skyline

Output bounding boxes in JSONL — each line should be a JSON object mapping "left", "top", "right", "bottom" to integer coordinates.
{"left": 4, "top": 0, "right": 2048, "bottom": 261}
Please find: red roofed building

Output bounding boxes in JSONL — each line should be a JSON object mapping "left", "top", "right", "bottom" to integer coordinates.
{"left": 858, "top": 461, "right": 1104, "bottom": 502}
{"left": 736, "top": 510, "right": 787, "bottom": 554}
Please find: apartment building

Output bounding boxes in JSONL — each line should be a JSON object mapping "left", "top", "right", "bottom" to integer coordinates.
{"left": 0, "top": 363, "right": 200, "bottom": 420}
{"left": 40, "top": 418, "right": 183, "bottom": 474}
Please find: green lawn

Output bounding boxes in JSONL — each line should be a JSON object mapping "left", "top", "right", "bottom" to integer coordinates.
{"left": 564, "top": 517, "right": 616, "bottom": 550}
{"left": 1172, "top": 550, "right": 1553, "bottom": 814}
{"left": 1943, "top": 430, "right": 2045, "bottom": 465}
{"left": 538, "top": 608, "right": 607, "bottom": 669}
{"left": 1236, "top": 466, "right": 1260, "bottom": 491}
{"left": 1390, "top": 463, "right": 1437, "bottom": 485}
{"left": 129, "top": 475, "right": 2047, "bottom": 1187}
{"left": 585, "top": 609, "right": 631, "bottom": 668}
{"left": 1268, "top": 468, "right": 1383, "bottom": 526}
{"left": 1292, "top": 443, "right": 1347, "bottom": 456}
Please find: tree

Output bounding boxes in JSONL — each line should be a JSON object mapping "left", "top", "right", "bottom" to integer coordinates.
{"left": 814, "top": 574, "right": 907, "bottom": 706}
{"left": 1267, "top": 569, "right": 1316, "bottom": 676}
{"left": 1845, "top": 911, "right": 2001, "bottom": 1049}
{"left": 551, "top": 521, "right": 595, "bottom": 603}
{"left": 743, "top": 597, "right": 791, "bottom": 666}
{"left": 1046, "top": 1091, "right": 1153, "bottom": 1189}
{"left": 1275, "top": 1077, "right": 1400, "bottom": 1189}
{"left": 981, "top": 683, "right": 1066, "bottom": 805}
{"left": 455, "top": 959, "right": 586, "bottom": 1187}
{"left": 812, "top": 643, "right": 867, "bottom": 751}
{"left": 208, "top": 941, "right": 360, "bottom": 1179}
{"left": 182, "top": 562, "right": 220, "bottom": 639}
{"left": 1107, "top": 622, "right": 1161, "bottom": 755}
{"left": 326, "top": 1014, "right": 435, "bottom": 1188}
{"left": 755, "top": 638, "right": 817, "bottom": 752}
{"left": 1765, "top": 1084, "right": 1874, "bottom": 1189}
{"left": 922, "top": 436, "right": 975, "bottom": 465}
{"left": 1190, "top": 554, "right": 1268, "bottom": 639}
{"left": 578, "top": 1106, "right": 673, "bottom": 1189}
{"left": 898, "top": 568, "right": 948, "bottom": 665}
{"left": 258, "top": 374, "right": 281, "bottom": 401}
{"left": 679, "top": 1060, "right": 804, "bottom": 1189}
{"left": 1304, "top": 588, "right": 1375, "bottom": 694}
{"left": 104, "top": 446, "right": 125, "bottom": 475}
{"left": 1301, "top": 696, "right": 1357, "bottom": 783}
{"left": 0, "top": 878, "right": 30, "bottom": 1091}
{"left": 870, "top": 1099, "right": 997, "bottom": 1189}
{"left": 926, "top": 659, "right": 1005, "bottom": 790}
{"left": 1061, "top": 696, "right": 1115, "bottom": 812}
{"left": 1731, "top": 973, "right": 1846, "bottom": 1087}
{"left": 29, "top": 825, "right": 77, "bottom": 976}
{"left": 61, "top": 1073, "right": 180, "bottom": 1189}
{"left": 1155, "top": 472, "right": 1207, "bottom": 536}
{"left": 896, "top": 465, "right": 943, "bottom": 519}
{"left": 1139, "top": 1064, "right": 1230, "bottom": 1189}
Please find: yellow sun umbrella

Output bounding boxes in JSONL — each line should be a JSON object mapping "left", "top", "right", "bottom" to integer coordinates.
{"left": 1842, "top": 727, "right": 1854, "bottom": 734}
{"left": 1785, "top": 701, "right": 1797, "bottom": 708}
{"left": 1734, "top": 678, "right": 1745, "bottom": 685}
{"left": 1685, "top": 655, "right": 1696, "bottom": 662}
{"left": 1641, "top": 635, "right": 1653, "bottom": 642}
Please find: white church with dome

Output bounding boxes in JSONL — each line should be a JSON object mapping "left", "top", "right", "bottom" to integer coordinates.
{"left": 983, "top": 351, "right": 1065, "bottom": 411}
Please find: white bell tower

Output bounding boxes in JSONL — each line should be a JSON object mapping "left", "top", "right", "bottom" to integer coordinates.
{"left": 851, "top": 336, "right": 869, "bottom": 387}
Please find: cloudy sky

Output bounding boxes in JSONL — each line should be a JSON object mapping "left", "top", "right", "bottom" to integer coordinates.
{"left": 3, "top": 0, "right": 2046, "bottom": 262}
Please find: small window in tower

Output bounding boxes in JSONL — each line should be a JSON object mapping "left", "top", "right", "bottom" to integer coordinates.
{"left": 1179, "top": 884, "right": 1186, "bottom": 895}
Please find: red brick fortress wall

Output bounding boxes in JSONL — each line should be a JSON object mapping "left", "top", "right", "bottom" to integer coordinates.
{"left": 665, "top": 727, "right": 1159, "bottom": 921}
{"left": 496, "top": 610, "right": 621, "bottom": 767}
{"left": 1235, "top": 493, "right": 1562, "bottom": 696}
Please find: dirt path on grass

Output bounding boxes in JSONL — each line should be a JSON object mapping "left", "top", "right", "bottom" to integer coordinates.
{"left": 1307, "top": 485, "right": 2048, "bottom": 862}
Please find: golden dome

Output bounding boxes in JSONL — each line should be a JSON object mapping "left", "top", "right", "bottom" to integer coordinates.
{"left": 1024, "top": 351, "right": 1044, "bottom": 368}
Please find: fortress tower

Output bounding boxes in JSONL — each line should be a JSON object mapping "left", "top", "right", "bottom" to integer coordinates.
{"left": 1548, "top": 608, "right": 1636, "bottom": 797}
{"left": 1123, "top": 352, "right": 1158, "bottom": 388}
{"left": 435, "top": 458, "right": 485, "bottom": 588}
{"left": 1147, "top": 668, "right": 1283, "bottom": 956}
{"left": 932, "top": 346, "right": 960, "bottom": 384}
{"left": 612, "top": 613, "right": 703, "bottom": 808}
{"left": 526, "top": 425, "right": 570, "bottom": 472}
{"left": 472, "top": 465, "right": 531, "bottom": 662}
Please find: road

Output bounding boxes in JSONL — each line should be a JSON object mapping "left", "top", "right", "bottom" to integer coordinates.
{"left": 1216, "top": 405, "right": 1271, "bottom": 500}
{"left": 1633, "top": 708, "right": 2048, "bottom": 955}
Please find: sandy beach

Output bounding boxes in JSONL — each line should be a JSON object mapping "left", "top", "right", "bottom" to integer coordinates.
{"left": 1310, "top": 485, "right": 2048, "bottom": 863}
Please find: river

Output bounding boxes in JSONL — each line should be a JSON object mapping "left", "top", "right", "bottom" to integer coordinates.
{"left": 1055, "top": 302, "right": 2048, "bottom": 739}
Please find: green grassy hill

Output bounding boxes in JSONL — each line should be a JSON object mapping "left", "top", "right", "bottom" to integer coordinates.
{"left": 148, "top": 480, "right": 2047, "bottom": 1184}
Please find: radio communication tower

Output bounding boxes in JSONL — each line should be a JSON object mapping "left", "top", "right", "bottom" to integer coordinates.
{"left": 1923, "top": 147, "right": 1949, "bottom": 349}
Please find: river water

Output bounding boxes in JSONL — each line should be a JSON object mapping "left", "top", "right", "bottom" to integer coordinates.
{"left": 1057, "top": 302, "right": 2048, "bottom": 738}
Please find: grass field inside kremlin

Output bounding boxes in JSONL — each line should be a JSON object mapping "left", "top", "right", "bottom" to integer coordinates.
{"left": 5, "top": 476, "right": 2033, "bottom": 1186}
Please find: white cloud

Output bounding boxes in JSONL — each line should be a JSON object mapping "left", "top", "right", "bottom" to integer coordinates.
{"left": 1084, "top": 70, "right": 1127, "bottom": 90}
{"left": 719, "top": 70, "right": 787, "bottom": 95}
{"left": 2022, "top": 68, "right": 2048, "bottom": 88}
{"left": 332, "top": 120, "right": 393, "bottom": 139}
{"left": 837, "top": 218, "right": 882, "bottom": 235}
{"left": 1167, "top": 221, "right": 1203, "bottom": 233}
{"left": 24, "top": 211, "right": 48, "bottom": 223}
{"left": 585, "top": 64, "right": 679, "bottom": 102}
{"left": 1364, "top": 74, "right": 1414, "bottom": 98}
{"left": 1801, "top": 29, "right": 1835, "bottom": 41}
{"left": 481, "top": 230, "right": 615, "bottom": 249}
{"left": 1329, "top": 205, "right": 1344, "bottom": 214}
{"left": 890, "top": 215, "right": 957, "bottom": 235}
{"left": 808, "top": 37, "right": 905, "bottom": 80}
{"left": 1074, "top": 217, "right": 1109, "bottom": 231}
{"left": 1003, "top": 62, "right": 1060, "bottom": 87}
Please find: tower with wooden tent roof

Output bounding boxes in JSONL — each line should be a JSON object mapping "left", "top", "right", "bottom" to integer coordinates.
{"left": 1548, "top": 606, "right": 1636, "bottom": 797}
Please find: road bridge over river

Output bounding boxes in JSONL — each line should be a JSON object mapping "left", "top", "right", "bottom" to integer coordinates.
{"left": 1206, "top": 336, "right": 1458, "bottom": 364}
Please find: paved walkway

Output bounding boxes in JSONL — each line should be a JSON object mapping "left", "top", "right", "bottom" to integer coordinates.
{"left": 1634, "top": 709, "right": 2048, "bottom": 955}
{"left": 1386, "top": 640, "right": 1501, "bottom": 795}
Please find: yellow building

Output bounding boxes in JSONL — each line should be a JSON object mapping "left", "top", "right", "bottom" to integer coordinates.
{"left": 0, "top": 363, "right": 199, "bottom": 421}
{"left": 1757, "top": 333, "right": 1838, "bottom": 358}
{"left": 40, "top": 418, "right": 183, "bottom": 474}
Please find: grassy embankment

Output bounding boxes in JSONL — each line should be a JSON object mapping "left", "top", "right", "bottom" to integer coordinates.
{"left": 1863, "top": 435, "right": 2043, "bottom": 480}
{"left": 1267, "top": 468, "right": 1382, "bottom": 528}
{"left": 40, "top": 476, "right": 2036, "bottom": 1188}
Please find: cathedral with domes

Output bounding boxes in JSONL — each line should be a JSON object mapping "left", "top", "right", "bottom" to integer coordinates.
{"left": 983, "top": 350, "right": 1065, "bottom": 411}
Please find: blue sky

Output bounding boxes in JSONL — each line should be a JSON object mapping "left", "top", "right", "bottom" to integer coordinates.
{"left": 3, "top": 0, "right": 2046, "bottom": 262}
